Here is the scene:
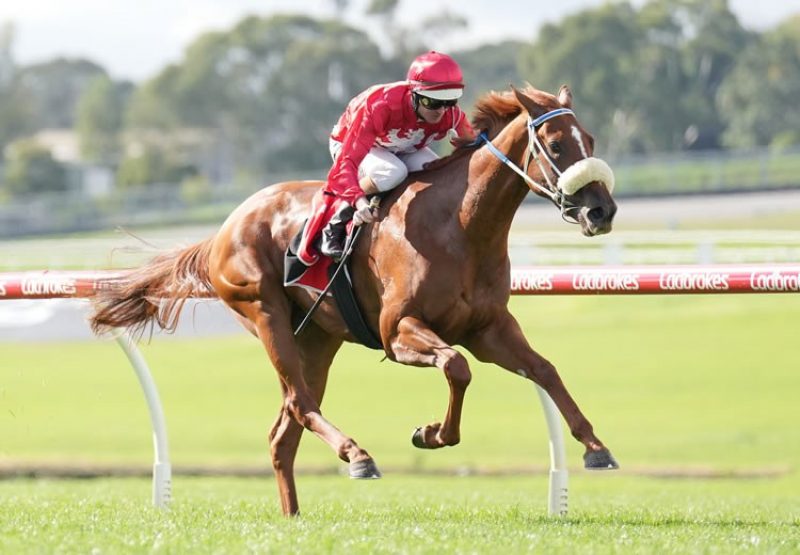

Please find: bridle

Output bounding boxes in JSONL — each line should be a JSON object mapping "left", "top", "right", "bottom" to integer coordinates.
{"left": 477, "top": 108, "right": 601, "bottom": 224}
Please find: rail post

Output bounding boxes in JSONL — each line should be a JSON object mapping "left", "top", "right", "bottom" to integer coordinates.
{"left": 114, "top": 330, "right": 172, "bottom": 508}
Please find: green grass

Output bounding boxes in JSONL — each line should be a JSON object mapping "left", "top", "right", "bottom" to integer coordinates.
{"left": 2, "top": 295, "right": 799, "bottom": 471}
{"left": 2, "top": 294, "right": 800, "bottom": 552}
{"left": 0, "top": 476, "right": 798, "bottom": 553}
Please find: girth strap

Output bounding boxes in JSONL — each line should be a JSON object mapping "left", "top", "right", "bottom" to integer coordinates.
{"left": 328, "top": 262, "right": 383, "bottom": 350}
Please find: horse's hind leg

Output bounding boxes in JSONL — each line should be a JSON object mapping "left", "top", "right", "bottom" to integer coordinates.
{"left": 387, "top": 316, "right": 472, "bottom": 449}
{"left": 268, "top": 320, "right": 342, "bottom": 516}
{"left": 233, "top": 295, "right": 380, "bottom": 479}
{"left": 268, "top": 387, "right": 303, "bottom": 515}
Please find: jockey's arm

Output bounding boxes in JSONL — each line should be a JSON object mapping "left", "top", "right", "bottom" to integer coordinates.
{"left": 326, "top": 101, "right": 389, "bottom": 206}
{"left": 450, "top": 108, "right": 477, "bottom": 146}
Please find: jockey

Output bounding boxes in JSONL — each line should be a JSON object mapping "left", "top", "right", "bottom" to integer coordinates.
{"left": 297, "top": 51, "right": 476, "bottom": 265}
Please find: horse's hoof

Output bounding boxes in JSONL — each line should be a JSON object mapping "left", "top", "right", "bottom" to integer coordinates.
{"left": 349, "top": 459, "right": 382, "bottom": 479}
{"left": 584, "top": 448, "right": 619, "bottom": 470}
{"left": 411, "top": 427, "right": 436, "bottom": 449}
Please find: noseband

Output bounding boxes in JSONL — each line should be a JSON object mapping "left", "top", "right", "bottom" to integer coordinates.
{"left": 477, "top": 108, "right": 615, "bottom": 224}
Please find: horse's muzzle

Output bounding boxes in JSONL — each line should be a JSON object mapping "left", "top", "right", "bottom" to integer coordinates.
{"left": 578, "top": 196, "right": 617, "bottom": 237}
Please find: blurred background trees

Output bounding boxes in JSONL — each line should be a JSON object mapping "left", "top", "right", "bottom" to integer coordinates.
{"left": 3, "top": 139, "right": 69, "bottom": 196}
{"left": 0, "top": 0, "right": 799, "bottom": 200}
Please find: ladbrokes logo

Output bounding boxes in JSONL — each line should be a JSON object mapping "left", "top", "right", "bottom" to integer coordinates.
{"left": 512, "top": 272, "right": 554, "bottom": 292}
{"left": 750, "top": 271, "right": 800, "bottom": 292}
{"left": 21, "top": 278, "right": 77, "bottom": 296}
{"left": 572, "top": 272, "right": 640, "bottom": 291}
{"left": 658, "top": 271, "right": 729, "bottom": 291}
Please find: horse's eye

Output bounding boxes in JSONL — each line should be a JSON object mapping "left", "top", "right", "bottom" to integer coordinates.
{"left": 549, "top": 141, "right": 561, "bottom": 155}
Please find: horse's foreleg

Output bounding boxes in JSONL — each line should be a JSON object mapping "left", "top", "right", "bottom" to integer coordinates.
{"left": 388, "top": 316, "right": 472, "bottom": 448}
{"left": 466, "top": 313, "right": 618, "bottom": 469}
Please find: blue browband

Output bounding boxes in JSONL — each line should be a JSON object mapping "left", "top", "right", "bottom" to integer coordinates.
{"left": 529, "top": 108, "right": 575, "bottom": 128}
{"left": 474, "top": 107, "right": 576, "bottom": 148}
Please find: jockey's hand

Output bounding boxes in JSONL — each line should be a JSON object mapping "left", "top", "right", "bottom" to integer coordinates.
{"left": 353, "top": 196, "right": 377, "bottom": 226}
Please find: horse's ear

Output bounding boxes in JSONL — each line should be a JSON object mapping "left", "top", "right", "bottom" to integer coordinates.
{"left": 511, "top": 84, "right": 546, "bottom": 118}
{"left": 558, "top": 85, "right": 573, "bottom": 108}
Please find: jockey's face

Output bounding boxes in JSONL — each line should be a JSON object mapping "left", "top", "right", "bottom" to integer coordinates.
{"left": 414, "top": 93, "right": 457, "bottom": 124}
{"left": 418, "top": 103, "right": 446, "bottom": 124}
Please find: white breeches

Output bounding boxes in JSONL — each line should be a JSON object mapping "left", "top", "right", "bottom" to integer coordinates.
{"left": 329, "top": 139, "right": 439, "bottom": 193}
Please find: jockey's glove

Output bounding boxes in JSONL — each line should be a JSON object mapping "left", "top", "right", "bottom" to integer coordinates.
{"left": 353, "top": 196, "right": 377, "bottom": 226}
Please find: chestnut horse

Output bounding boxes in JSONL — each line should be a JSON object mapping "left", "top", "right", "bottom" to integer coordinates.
{"left": 91, "top": 85, "right": 619, "bottom": 516}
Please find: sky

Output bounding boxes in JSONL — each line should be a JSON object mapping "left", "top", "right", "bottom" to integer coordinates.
{"left": 0, "top": 0, "right": 797, "bottom": 82}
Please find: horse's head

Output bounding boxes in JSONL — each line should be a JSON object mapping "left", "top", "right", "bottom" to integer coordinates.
{"left": 512, "top": 85, "right": 617, "bottom": 236}
{"left": 508, "top": 85, "right": 617, "bottom": 236}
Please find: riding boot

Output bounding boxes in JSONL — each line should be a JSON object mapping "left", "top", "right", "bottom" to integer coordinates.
{"left": 320, "top": 202, "right": 354, "bottom": 261}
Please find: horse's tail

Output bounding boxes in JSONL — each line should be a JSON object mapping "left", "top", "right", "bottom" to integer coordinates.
{"left": 90, "top": 237, "right": 215, "bottom": 337}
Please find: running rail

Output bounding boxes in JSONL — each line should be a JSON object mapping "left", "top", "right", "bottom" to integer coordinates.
{"left": 511, "top": 264, "right": 800, "bottom": 295}
{"left": 3, "top": 264, "right": 800, "bottom": 515}
{"left": 4, "top": 264, "right": 799, "bottom": 300}
{"left": 0, "top": 271, "right": 170, "bottom": 508}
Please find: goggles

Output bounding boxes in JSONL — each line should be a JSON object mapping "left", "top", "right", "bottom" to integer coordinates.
{"left": 417, "top": 95, "right": 458, "bottom": 110}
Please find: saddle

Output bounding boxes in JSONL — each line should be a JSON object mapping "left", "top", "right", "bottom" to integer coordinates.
{"left": 284, "top": 225, "right": 383, "bottom": 350}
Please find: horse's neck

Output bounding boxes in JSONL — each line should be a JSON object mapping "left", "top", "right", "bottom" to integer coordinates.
{"left": 459, "top": 117, "right": 529, "bottom": 252}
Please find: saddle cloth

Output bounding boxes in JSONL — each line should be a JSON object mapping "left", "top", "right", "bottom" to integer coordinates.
{"left": 284, "top": 224, "right": 383, "bottom": 350}
{"left": 284, "top": 225, "right": 335, "bottom": 294}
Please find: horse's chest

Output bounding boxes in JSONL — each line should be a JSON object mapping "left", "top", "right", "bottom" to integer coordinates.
{"left": 414, "top": 273, "right": 498, "bottom": 329}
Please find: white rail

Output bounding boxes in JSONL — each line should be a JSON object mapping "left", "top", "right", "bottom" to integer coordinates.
{"left": 114, "top": 331, "right": 172, "bottom": 508}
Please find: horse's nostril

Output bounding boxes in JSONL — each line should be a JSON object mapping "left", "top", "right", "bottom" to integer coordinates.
{"left": 588, "top": 206, "right": 606, "bottom": 222}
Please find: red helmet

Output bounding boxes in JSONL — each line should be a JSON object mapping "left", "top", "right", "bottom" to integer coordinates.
{"left": 406, "top": 51, "right": 464, "bottom": 100}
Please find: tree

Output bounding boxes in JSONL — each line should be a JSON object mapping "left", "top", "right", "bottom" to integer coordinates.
{"left": 364, "top": 1, "right": 470, "bottom": 59}
{"left": 0, "top": 22, "right": 29, "bottom": 152}
{"left": 15, "top": 58, "right": 107, "bottom": 130}
{"left": 365, "top": 0, "right": 410, "bottom": 57}
{"left": 417, "top": 10, "right": 469, "bottom": 52}
{"left": 519, "top": 3, "right": 642, "bottom": 157}
{"left": 635, "top": 0, "right": 752, "bottom": 150}
{"left": 518, "top": 0, "right": 756, "bottom": 156}
{"left": 0, "top": 21, "right": 15, "bottom": 87}
{"left": 127, "top": 15, "right": 388, "bottom": 179}
{"left": 76, "top": 75, "right": 132, "bottom": 163}
{"left": 455, "top": 41, "right": 526, "bottom": 110}
{"left": 718, "top": 16, "right": 800, "bottom": 148}
{"left": 3, "top": 139, "right": 70, "bottom": 196}
{"left": 116, "top": 144, "right": 194, "bottom": 188}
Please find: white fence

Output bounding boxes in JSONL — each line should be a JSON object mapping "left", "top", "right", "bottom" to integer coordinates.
{"left": 4, "top": 229, "right": 800, "bottom": 272}
{"left": 509, "top": 230, "right": 800, "bottom": 266}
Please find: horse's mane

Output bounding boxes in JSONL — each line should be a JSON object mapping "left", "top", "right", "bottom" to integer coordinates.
{"left": 466, "top": 85, "right": 557, "bottom": 142}
{"left": 424, "top": 85, "right": 556, "bottom": 172}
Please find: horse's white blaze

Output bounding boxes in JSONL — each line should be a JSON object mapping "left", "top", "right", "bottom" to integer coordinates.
{"left": 571, "top": 125, "right": 589, "bottom": 158}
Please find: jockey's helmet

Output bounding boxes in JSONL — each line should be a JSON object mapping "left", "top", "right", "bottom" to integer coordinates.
{"left": 406, "top": 51, "right": 464, "bottom": 100}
